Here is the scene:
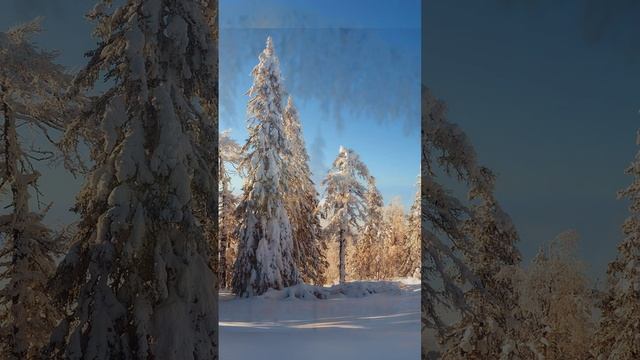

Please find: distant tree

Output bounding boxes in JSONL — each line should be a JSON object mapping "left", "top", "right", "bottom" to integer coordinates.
{"left": 382, "top": 197, "right": 407, "bottom": 279}
{"left": 219, "top": 130, "right": 241, "bottom": 289}
{"left": 46, "top": 1, "right": 219, "bottom": 358}
{"left": 593, "top": 130, "right": 640, "bottom": 359}
{"left": 323, "top": 238, "right": 342, "bottom": 284}
{"left": 509, "top": 230, "right": 594, "bottom": 359}
{"left": 282, "top": 96, "right": 327, "bottom": 285}
{"left": 0, "top": 18, "right": 75, "bottom": 359}
{"left": 232, "top": 37, "right": 299, "bottom": 296}
{"left": 349, "top": 176, "right": 384, "bottom": 280}
{"left": 319, "top": 146, "right": 369, "bottom": 284}
{"left": 400, "top": 177, "right": 421, "bottom": 278}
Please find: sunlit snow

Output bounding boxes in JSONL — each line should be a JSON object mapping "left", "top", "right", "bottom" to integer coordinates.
{"left": 219, "top": 278, "right": 420, "bottom": 360}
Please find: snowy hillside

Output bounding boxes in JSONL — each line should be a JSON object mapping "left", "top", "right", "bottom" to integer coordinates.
{"left": 219, "top": 279, "right": 420, "bottom": 360}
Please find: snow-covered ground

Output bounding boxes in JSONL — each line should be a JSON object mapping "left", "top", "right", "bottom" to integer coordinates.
{"left": 219, "top": 278, "right": 421, "bottom": 360}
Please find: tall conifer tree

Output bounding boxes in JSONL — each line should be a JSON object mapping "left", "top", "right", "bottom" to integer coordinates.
{"left": 594, "top": 130, "right": 640, "bottom": 359}
{"left": 320, "top": 146, "right": 369, "bottom": 284}
{"left": 47, "top": 2, "right": 219, "bottom": 358}
{"left": 349, "top": 177, "right": 384, "bottom": 280}
{"left": 232, "top": 37, "right": 299, "bottom": 296}
{"left": 283, "top": 96, "right": 327, "bottom": 285}
{"left": 0, "top": 19, "right": 75, "bottom": 359}
{"left": 219, "top": 130, "right": 241, "bottom": 289}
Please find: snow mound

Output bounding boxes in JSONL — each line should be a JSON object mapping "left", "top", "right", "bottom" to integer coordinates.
{"left": 327, "top": 281, "right": 402, "bottom": 298}
{"left": 260, "top": 281, "right": 403, "bottom": 300}
{"left": 395, "top": 277, "right": 421, "bottom": 285}
{"left": 261, "top": 283, "right": 329, "bottom": 300}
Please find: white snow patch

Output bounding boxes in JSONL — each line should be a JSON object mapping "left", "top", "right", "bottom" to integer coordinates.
{"left": 219, "top": 279, "right": 420, "bottom": 360}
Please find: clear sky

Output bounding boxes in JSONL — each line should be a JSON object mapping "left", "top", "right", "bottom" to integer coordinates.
{"left": 424, "top": 1, "right": 640, "bottom": 282}
{"left": 220, "top": 0, "right": 421, "bottom": 209}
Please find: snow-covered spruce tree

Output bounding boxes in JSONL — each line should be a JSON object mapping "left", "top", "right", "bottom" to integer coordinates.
{"left": 400, "top": 177, "right": 421, "bottom": 278}
{"left": 381, "top": 198, "right": 407, "bottom": 279}
{"left": 46, "top": 1, "right": 219, "bottom": 359}
{"left": 232, "top": 36, "right": 299, "bottom": 297}
{"left": 421, "top": 85, "right": 522, "bottom": 358}
{"left": 219, "top": 130, "right": 241, "bottom": 289}
{"left": 422, "top": 87, "right": 478, "bottom": 340}
{"left": 509, "top": 230, "right": 594, "bottom": 359}
{"left": 441, "top": 177, "right": 524, "bottom": 359}
{"left": 283, "top": 96, "right": 327, "bottom": 285}
{"left": 593, "top": 130, "right": 640, "bottom": 359}
{"left": 320, "top": 146, "right": 370, "bottom": 285}
{"left": 0, "top": 18, "right": 75, "bottom": 359}
{"left": 349, "top": 176, "right": 384, "bottom": 280}
{"left": 423, "top": 82, "right": 524, "bottom": 359}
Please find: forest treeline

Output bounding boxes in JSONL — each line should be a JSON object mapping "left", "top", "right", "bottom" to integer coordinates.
{"left": 0, "top": 1, "right": 638, "bottom": 359}
{"left": 422, "top": 86, "right": 640, "bottom": 359}
{"left": 0, "top": 5, "right": 420, "bottom": 359}
{"left": 219, "top": 37, "right": 420, "bottom": 295}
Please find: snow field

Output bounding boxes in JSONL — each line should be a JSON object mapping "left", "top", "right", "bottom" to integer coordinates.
{"left": 219, "top": 279, "right": 421, "bottom": 360}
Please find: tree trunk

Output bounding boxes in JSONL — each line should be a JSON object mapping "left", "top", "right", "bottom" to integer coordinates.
{"left": 3, "top": 95, "right": 31, "bottom": 358}
{"left": 218, "top": 157, "right": 227, "bottom": 289}
{"left": 339, "top": 227, "right": 345, "bottom": 285}
{"left": 4, "top": 98, "right": 30, "bottom": 258}
{"left": 219, "top": 230, "right": 228, "bottom": 289}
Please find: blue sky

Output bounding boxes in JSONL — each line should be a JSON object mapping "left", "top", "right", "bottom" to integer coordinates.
{"left": 424, "top": 1, "right": 640, "bottom": 282}
{"left": 220, "top": 0, "right": 421, "bottom": 209}
{"left": 0, "top": 0, "right": 420, "bottom": 228}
